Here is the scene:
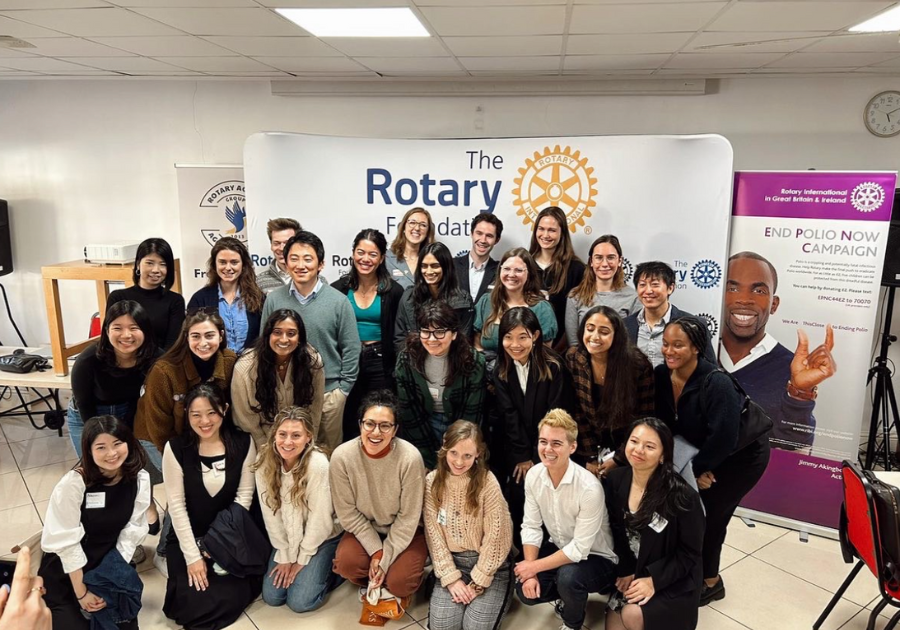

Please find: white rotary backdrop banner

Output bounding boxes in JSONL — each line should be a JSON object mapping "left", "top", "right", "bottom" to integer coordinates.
{"left": 243, "top": 133, "right": 734, "bottom": 344}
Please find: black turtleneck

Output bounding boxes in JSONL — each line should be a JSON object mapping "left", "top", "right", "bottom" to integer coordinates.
{"left": 191, "top": 352, "right": 216, "bottom": 383}
{"left": 107, "top": 284, "right": 186, "bottom": 350}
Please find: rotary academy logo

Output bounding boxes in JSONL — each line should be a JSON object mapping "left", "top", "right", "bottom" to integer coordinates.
{"left": 850, "top": 182, "right": 886, "bottom": 213}
{"left": 513, "top": 146, "right": 598, "bottom": 233}
{"left": 690, "top": 259, "right": 722, "bottom": 289}
{"left": 200, "top": 180, "right": 247, "bottom": 246}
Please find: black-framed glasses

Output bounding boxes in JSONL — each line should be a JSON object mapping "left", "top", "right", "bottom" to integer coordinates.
{"left": 360, "top": 419, "right": 396, "bottom": 433}
{"left": 419, "top": 328, "right": 449, "bottom": 340}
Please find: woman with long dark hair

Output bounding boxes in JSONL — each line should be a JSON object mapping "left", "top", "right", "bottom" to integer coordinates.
{"left": 253, "top": 407, "right": 343, "bottom": 613}
{"left": 565, "top": 305, "right": 654, "bottom": 476}
{"left": 492, "top": 307, "right": 569, "bottom": 542}
{"left": 394, "top": 241, "right": 474, "bottom": 350}
{"left": 565, "top": 235, "right": 641, "bottom": 346}
{"left": 604, "top": 417, "right": 704, "bottom": 630}
{"left": 162, "top": 383, "right": 259, "bottom": 630}
{"left": 473, "top": 248, "right": 556, "bottom": 368}
{"left": 654, "top": 316, "right": 770, "bottom": 607}
{"left": 231, "top": 309, "right": 324, "bottom": 449}
{"left": 40, "top": 416, "right": 151, "bottom": 630}
{"left": 528, "top": 206, "right": 585, "bottom": 348}
{"left": 68, "top": 300, "right": 159, "bottom": 458}
{"left": 385, "top": 207, "right": 435, "bottom": 289}
{"left": 187, "top": 236, "right": 265, "bottom": 353}
{"left": 395, "top": 301, "right": 485, "bottom": 469}
{"left": 332, "top": 228, "right": 405, "bottom": 439}
{"left": 424, "top": 420, "right": 513, "bottom": 630}
{"left": 107, "top": 237, "right": 185, "bottom": 349}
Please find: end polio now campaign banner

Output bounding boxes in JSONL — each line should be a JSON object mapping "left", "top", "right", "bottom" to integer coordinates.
{"left": 729, "top": 171, "right": 897, "bottom": 528}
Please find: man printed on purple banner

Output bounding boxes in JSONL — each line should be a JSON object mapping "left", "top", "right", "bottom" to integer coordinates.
{"left": 720, "top": 251, "right": 837, "bottom": 450}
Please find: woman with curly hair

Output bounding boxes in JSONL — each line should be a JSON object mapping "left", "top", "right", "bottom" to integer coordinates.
{"left": 188, "top": 236, "right": 265, "bottom": 353}
{"left": 231, "top": 309, "right": 324, "bottom": 449}
{"left": 254, "top": 406, "right": 343, "bottom": 613}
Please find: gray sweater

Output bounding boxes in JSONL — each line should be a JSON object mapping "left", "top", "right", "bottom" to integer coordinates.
{"left": 261, "top": 281, "right": 361, "bottom": 394}
{"left": 564, "top": 287, "right": 641, "bottom": 347}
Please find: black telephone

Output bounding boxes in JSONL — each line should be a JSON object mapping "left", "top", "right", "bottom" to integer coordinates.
{"left": 0, "top": 349, "right": 49, "bottom": 374}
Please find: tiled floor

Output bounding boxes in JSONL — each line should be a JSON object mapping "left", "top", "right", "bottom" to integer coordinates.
{"left": 0, "top": 400, "right": 893, "bottom": 629}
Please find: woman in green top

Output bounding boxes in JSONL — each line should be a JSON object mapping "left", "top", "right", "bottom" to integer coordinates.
{"left": 473, "top": 248, "right": 557, "bottom": 372}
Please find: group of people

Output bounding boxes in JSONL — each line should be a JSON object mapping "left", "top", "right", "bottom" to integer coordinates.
{"left": 37, "top": 205, "right": 779, "bottom": 630}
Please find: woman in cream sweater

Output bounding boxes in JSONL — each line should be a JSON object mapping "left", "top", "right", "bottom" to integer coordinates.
{"left": 254, "top": 406, "right": 343, "bottom": 613}
{"left": 424, "top": 420, "right": 513, "bottom": 630}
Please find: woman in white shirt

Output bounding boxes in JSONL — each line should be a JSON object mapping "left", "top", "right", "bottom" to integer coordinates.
{"left": 254, "top": 406, "right": 343, "bottom": 612}
{"left": 40, "top": 415, "right": 151, "bottom": 630}
{"left": 162, "top": 383, "right": 258, "bottom": 630}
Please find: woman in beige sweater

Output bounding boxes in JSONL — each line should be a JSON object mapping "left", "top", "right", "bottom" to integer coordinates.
{"left": 424, "top": 420, "right": 514, "bottom": 630}
{"left": 231, "top": 309, "right": 324, "bottom": 448}
{"left": 254, "top": 406, "right": 343, "bottom": 613}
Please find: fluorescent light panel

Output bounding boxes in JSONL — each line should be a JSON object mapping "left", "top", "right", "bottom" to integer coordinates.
{"left": 849, "top": 5, "right": 900, "bottom": 32}
{"left": 275, "top": 8, "right": 429, "bottom": 38}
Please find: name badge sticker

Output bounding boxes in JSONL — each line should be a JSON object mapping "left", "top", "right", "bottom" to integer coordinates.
{"left": 85, "top": 492, "right": 106, "bottom": 509}
{"left": 437, "top": 508, "right": 447, "bottom": 526}
{"left": 649, "top": 513, "right": 668, "bottom": 533}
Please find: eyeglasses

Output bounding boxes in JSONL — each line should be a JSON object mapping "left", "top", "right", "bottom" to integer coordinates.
{"left": 591, "top": 255, "right": 619, "bottom": 264}
{"left": 406, "top": 220, "right": 429, "bottom": 230}
{"left": 419, "top": 328, "right": 450, "bottom": 340}
{"left": 500, "top": 266, "right": 526, "bottom": 276}
{"left": 360, "top": 419, "right": 396, "bottom": 433}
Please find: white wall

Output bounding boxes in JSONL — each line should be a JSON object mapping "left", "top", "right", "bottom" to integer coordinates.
{"left": 2, "top": 75, "right": 900, "bottom": 439}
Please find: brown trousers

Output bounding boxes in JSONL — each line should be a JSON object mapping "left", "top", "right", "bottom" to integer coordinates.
{"left": 332, "top": 529, "right": 428, "bottom": 598}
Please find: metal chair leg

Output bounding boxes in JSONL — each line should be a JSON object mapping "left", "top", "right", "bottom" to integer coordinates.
{"left": 869, "top": 598, "right": 890, "bottom": 630}
{"left": 814, "top": 560, "right": 865, "bottom": 629}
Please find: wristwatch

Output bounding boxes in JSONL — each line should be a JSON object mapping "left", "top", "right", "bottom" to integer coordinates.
{"left": 787, "top": 380, "right": 817, "bottom": 401}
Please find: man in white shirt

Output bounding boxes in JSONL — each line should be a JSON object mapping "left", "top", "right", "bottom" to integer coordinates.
{"left": 514, "top": 409, "right": 617, "bottom": 630}
{"left": 453, "top": 212, "right": 502, "bottom": 305}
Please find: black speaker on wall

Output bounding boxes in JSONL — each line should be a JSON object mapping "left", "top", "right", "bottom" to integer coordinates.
{"left": 883, "top": 190, "right": 900, "bottom": 287}
{"left": 0, "top": 201, "right": 11, "bottom": 278}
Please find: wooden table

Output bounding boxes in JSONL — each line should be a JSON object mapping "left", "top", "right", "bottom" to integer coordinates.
{"left": 0, "top": 346, "right": 71, "bottom": 435}
{"left": 41, "top": 259, "right": 181, "bottom": 376}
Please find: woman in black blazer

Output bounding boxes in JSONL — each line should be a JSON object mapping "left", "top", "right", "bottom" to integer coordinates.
{"left": 492, "top": 306, "right": 569, "bottom": 544}
{"left": 653, "top": 316, "right": 770, "bottom": 607}
{"left": 331, "top": 228, "right": 405, "bottom": 440}
{"left": 604, "top": 417, "right": 704, "bottom": 630}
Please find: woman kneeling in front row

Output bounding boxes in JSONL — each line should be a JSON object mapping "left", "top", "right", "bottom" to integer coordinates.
{"left": 254, "top": 406, "right": 344, "bottom": 612}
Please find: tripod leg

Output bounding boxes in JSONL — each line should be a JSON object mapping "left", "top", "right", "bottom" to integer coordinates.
{"left": 867, "top": 374, "right": 887, "bottom": 468}
{"left": 886, "top": 376, "right": 900, "bottom": 469}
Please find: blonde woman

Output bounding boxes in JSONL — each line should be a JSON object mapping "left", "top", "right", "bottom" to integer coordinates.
{"left": 386, "top": 207, "right": 435, "bottom": 289}
{"left": 254, "top": 407, "right": 343, "bottom": 613}
{"left": 424, "top": 420, "right": 513, "bottom": 630}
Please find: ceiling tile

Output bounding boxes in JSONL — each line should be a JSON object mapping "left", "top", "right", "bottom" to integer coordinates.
{"left": 355, "top": 56, "right": 461, "bottom": 73}
{"left": 656, "top": 67, "right": 752, "bottom": 75}
{"left": 250, "top": 55, "right": 366, "bottom": 71}
{"left": 257, "top": 0, "right": 406, "bottom": 6}
{"left": 88, "top": 35, "right": 232, "bottom": 56}
{"left": 708, "top": 2, "right": 893, "bottom": 32}
{"left": 416, "top": 0, "right": 565, "bottom": 4}
{"left": 567, "top": 33, "right": 693, "bottom": 55}
{"left": 418, "top": 6, "right": 566, "bottom": 37}
{"left": 213, "top": 71, "right": 292, "bottom": 76}
{"left": 443, "top": 35, "right": 561, "bottom": 57}
{"left": 26, "top": 36, "right": 133, "bottom": 56}
{"left": 154, "top": 55, "right": 274, "bottom": 71}
{"left": 75, "top": 55, "right": 188, "bottom": 71}
{"left": 561, "top": 68, "right": 655, "bottom": 76}
{"left": 686, "top": 31, "right": 830, "bottom": 53}
{"left": 570, "top": 3, "right": 726, "bottom": 34}
{"left": 768, "top": 51, "right": 900, "bottom": 68}
{"left": 131, "top": 7, "right": 303, "bottom": 36}
{"left": 0, "top": 55, "right": 105, "bottom": 71}
{"left": 203, "top": 35, "right": 341, "bottom": 56}
{"left": 665, "top": 52, "right": 786, "bottom": 68}
{"left": 460, "top": 56, "right": 560, "bottom": 72}
{"left": 0, "top": 47, "right": 35, "bottom": 57}
{"left": 111, "top": 0, "right": 256, "bottom": 6}
{"left": 564, "top": 53, "right": 670, "bottom": 70}
{"left": 0, "top": 14, "right": 71, "bottom": 37}
{"left": 0, "top": 0, "right": 110, "bottom": 7}
{"left": 803, "top": 33, "right": 900, "bottom": 53}
{"left": 859, "top": 64, "right": 900, "bottom": 72}
{"left": 322, "top": 37, "right": 447, "bottom": 57}
{"left": 1, "top": 8, "right": 181, "bottom": 36}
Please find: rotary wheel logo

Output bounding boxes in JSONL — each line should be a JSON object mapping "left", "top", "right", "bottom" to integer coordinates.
{"left": 850, "top": 182, "right": 885, "bottom": 213}
{"left": 621, "top": 257, "right": 634, "bottom": 284}
{"left": 697, "top": 313, "right": 719, "bottom": 338}
{"left": 690, "top": 259, "right": 722, "bottom": 289}
{"left": 512, "top": 145, "right": 598, "bottom": 233}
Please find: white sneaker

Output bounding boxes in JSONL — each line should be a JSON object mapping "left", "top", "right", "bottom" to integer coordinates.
{"left": 153, "top": 552, "right": 168, "bottom": 578}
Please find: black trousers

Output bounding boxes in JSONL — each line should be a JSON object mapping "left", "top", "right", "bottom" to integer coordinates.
{"left": 343, "top": 342, "right": 391, "bottom": 441}
{"left": 700, "top": 437, "right": 771, "bottom": 579}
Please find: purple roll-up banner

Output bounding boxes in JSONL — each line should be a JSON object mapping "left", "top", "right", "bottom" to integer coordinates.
{"left": 725, "top": 171, "right": 896, "bottom": 529}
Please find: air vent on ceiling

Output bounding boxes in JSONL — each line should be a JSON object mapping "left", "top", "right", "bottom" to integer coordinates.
{"left": 0, "top": 36, "right": 35, "bottom": 48}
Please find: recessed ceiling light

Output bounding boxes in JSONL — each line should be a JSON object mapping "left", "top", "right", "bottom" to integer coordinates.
{"left": 849, "top": 5, "right": 900, "bottom": 32}
{"left": 275, "top": 8, "right": 430, "bottom": 38}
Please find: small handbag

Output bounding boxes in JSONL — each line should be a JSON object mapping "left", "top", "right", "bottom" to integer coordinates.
{"left": 0, "top": 350, "right": 49, "bottom": 374}
{"left": 704, "top": 369, "right": 774, "bottom": 454}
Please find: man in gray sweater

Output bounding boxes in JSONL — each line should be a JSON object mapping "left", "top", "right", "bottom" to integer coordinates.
{"left": 260, "top": 231, "right": 360, "bottom": 451}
